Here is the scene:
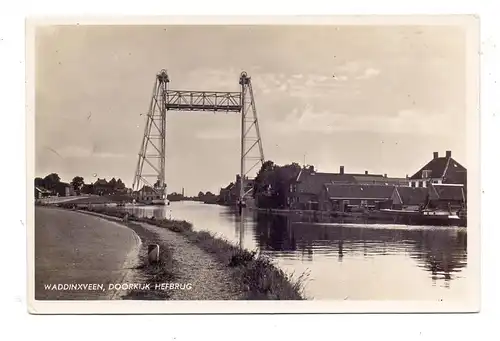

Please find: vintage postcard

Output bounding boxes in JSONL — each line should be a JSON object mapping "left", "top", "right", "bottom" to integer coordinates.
{"left": 26, "top": 15, "right": 480, "bottom": 314}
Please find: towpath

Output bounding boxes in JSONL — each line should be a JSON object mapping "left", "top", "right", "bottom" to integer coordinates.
{"left": 35, "top": 207, "right": 243, "bottom": 300}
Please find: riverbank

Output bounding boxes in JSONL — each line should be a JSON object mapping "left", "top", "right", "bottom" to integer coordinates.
{"left": 47, "top": 203, "right": 306, "bottom": 300}
{"left": 249, "top": 206, "right": 467, "bottom": 227}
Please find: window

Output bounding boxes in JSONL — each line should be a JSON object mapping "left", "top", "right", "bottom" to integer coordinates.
{"left": 417, "top": 181, "right": 421, "bottom": 188}
{"left": 422, "top": 170, "right": 432, "bottom": 179}
{"left": 411, "top": 181, "right": 415, "bottom": 188}
{"left": 361, "top": 200, "right": 368, "bottom": 207}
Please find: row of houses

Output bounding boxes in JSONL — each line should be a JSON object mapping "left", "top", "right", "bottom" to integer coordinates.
{"left": 282, "top": 150, "right": 466, "bottom": 212}
{"left": 92, "top": 178, "right": 128, "bottom": 196}
{"left": 318, "top": 182, "right": 466, "bottom": 213}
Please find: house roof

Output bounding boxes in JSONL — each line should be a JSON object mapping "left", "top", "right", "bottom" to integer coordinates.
{"left": 35, "top": 186, "right": 52, "bottom": 194}
{"left": 297, "top": 171, "right": 357, "bottom": 195}
{"left": 324, "top": 183, "right": 395, "bottom": 200}
{"left": 395, "top": 187, "right": 429, "bottom": 205}
{"left": 94, "top": 178, "right": 108, "bottom": 185}
{"left": 353, "top": 175, "right": 408, "bottom": 185}
{"left": 429, "top": 184, "right": 465, "bottom": 202}
{"left": 222, "top": 182, "right": 235, "bottom": 191}
{"left": 410, "top": 156, "right": 466, "bottom": 180}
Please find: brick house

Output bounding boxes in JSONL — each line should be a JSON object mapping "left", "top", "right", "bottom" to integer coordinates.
{"left": 319, "top": 183, "right": 395, "bottom": 212}
{"left": 134, "top": 185, "right": 164, "bottom": 204}
{"left": 427, "top": 183, "right": 466, "bottom": 211}
{"left": 391, "top": 187, "right": 429, "bottom": 211}
{"left": 53, "top": 182, "right": 75, "bottom": 197}
{"left": 218, "top": 182, "right": 236, "bottom": 205}
{"left": 287, "top": 165, "right": 406, "bottom": 210}
{"left": 288, "top": 166, "right": 356, "bottom": 210}
{"left": 93, "top": 178, "right": 111, "bottom": 195}
{"left": 409, "top": 150, "right": 467, "bottom": 189}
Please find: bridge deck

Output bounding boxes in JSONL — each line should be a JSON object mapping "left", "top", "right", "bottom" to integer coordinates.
{"left": 166, "top": 104, "right": 241, "bottom": 112}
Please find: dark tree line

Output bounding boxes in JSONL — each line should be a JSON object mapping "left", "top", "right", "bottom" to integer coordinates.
{"left": 35, "top": 173, "right": 128, "bottom": 196}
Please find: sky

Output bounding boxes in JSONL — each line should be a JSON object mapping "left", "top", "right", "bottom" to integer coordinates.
{"left": 35, "top": 24, "right": 468, "bottom": 196}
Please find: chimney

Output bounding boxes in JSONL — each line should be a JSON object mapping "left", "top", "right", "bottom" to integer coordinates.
{"left": 384, "top": 174, "right": 387, "bottom": 178}
{"left": 433, "top": 152, "right": 439, "bottom": 159}
{"left": 405, "top": 174, "right": 409, "bottom": 179}
{"left": 446, "top": 150, "right": 452, "bottom": 158}
{"left": 365, "top": 170, "right": 368, "bottom": 175}
{"left": 340, "top": 166, "right": 344, "bottom": 175}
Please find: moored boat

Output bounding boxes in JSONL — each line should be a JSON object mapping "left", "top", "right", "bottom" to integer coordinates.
{"left": 378, "top": 208, "right": 466, "bottom": 227}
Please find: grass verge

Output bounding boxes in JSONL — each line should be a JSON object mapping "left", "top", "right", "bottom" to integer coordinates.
{"left": 119, "top": 220, "right": 177, "bottom": 300}
{"left": 55, "top": 203, "right": 307, "bottom": 300}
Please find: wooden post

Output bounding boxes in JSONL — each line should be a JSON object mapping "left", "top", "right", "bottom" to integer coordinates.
{"left": 148, "top": 244, "right": 160, "bottom": 265}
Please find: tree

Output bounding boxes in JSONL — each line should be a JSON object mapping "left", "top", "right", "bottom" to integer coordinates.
{"left": 70, "top": 176, "right": 84, "bottom": 193}
{"left": 34, "top": 177, "right": 45, "bottom": 188}
{"left": 252, "top": 161, "right": 302, "bottom": 209}
{"left": 198, "top": 191, "right": 205, "bottom": 198}
{"left": 43, "top": 173, "right": 61, "bottom": 191}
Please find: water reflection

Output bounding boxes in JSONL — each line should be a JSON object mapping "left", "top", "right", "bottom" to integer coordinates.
{"left": 254, "top": 212, "right": 467, "bottom": 282}
{"left": 121, "top": 202, "right": 468, "bottom": 300}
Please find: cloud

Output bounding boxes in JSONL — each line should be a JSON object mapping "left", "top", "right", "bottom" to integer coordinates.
{"left": 273, "top": 106, "right": 452, "bottom": 136}
{"left": 334, "top": 75, "right": 349, "bottom": 81}
{"left": 183, "top": 68, "right": 242, "bottom": 91}
{"left": 181, "top": 68, "right": 353, "bottom": 102}
{"left": 356, "top": 67, "right": 381, "bottom": 80}
{"left": 337, "top": 61, "right": 361, "bottom": 74}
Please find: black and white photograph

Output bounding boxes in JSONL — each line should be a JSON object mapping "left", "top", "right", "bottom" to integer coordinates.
{"left": 26, "top": 16, "right": 480, "bottom": 313}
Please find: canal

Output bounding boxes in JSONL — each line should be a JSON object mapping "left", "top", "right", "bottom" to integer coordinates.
{"left": 122, "top": 201, "right": 469, "bottom": 301}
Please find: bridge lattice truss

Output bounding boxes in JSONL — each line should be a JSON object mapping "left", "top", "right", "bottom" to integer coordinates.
{"left": 132, "top": 69, "right": 265, "bottom": 202}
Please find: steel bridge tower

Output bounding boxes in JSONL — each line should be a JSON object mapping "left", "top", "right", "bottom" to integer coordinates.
{"left": 132, "top": 70, "right": 265, "bottom": 204}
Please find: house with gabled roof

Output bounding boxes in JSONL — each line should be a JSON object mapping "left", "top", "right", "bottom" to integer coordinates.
{"left": 35, "top": 186, "right": 52, "bottom": 199}
{"left": 93, "top": 178, "right": 111, "bottom": 195}
{"left": 427, "top": 183, "right": 466, "bottom": 211}
{"left": 319, "top": 183, "right": 395, "bottom": 212}
{"left": 391, "top": 186, "right": 429, "bottom": 211}
{"left": 409, "top": 150, "right": 467, "bottom": 189}
{"left": 132, "top": 184, "right": 165, "bottom": 204}
{"left": 218, "top": 182, "right": 236, "bottom": 205}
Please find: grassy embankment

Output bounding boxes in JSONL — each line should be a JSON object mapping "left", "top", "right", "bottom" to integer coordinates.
{"left": 53, "top": 203, "right": 307, "bottom": 300}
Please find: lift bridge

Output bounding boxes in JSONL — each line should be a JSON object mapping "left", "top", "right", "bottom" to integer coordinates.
{"left": 132, "top": 69, "right": 265, "bottom": 205}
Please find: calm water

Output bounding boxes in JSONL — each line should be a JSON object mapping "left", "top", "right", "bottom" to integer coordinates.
{"left": 122, "top": 201, "right": 469, "bottom": 300}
